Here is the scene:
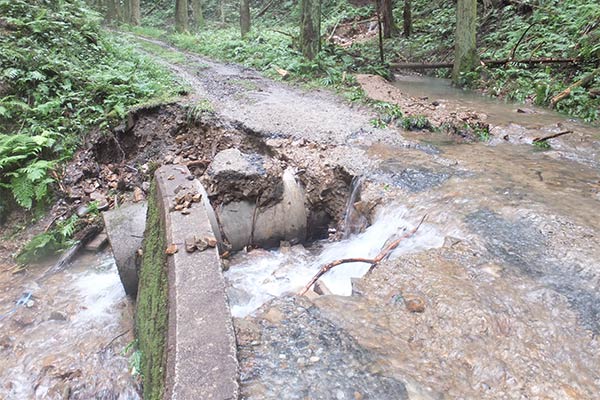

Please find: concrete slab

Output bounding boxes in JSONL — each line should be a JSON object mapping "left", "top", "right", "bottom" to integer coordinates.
{"left": 154, "top": 165, "right": 239, "bottom": 400}
{"left": 103, "top": 202, "right": 147, "bottom": 297}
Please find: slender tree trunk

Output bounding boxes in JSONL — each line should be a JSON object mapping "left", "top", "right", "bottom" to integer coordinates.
{"left": 300, "top": 0, "right": 321, "bottom": 60}
{"left": 122, "top": 0, "right": 131, "bottom": 23}
{"left": 130, "top": 0, "right": 141, "bottom": 25}
{"left": 191, "top": 0, "right": 204, "bottom": 30}
{"left": 106, "top": 0, "right": 118, "bottom": 22}
{"left": 452, "top": 0, "right": 478, "bottom": 85}
{"left": 240, "top": 0, "right": 250, "bottom": 37}
{"left": 403, "top": 0, "right": 411, "bottom": 38}
{"left": 378, "top": 0, "right": 397, "bottom": 39}
{"left": 220, "top": 0, "right": 226, "bottom": 24}
{"left": 175, "top": 0, "right": 189, "bottom": 32}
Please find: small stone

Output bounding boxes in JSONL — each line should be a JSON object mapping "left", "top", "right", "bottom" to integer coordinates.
{"left": 405, "top": 296, "right": 426, "bottom": 313}
{"left": 165, "top": 244, "right": 178, "bottom": 255}
{"left": 186, "top": 175, "right": 195, "bottom": 181}
{"left": 167, "top": 175, "right": 175, "bottom": 180}
{"left": 195, "top": 237, "right": 209, "bottom": 251}
{"left": 133, "top": 187, "right": 144, "bottom": 203}
{"left": 221, "top": 259, "right": 230, "bottom": 271}
{"left": 25, "top": 300, "right": 35, "bottom": 308}
{"left": 309, "top": 356, "right": 320, "bottom": 363}
{"left": 49, "top": 311, "right": 67, "bottom": 321}
{"left": 142, "top": 182, "right": 150, "bottom": 192}
{"left": 192, "top": 193, "right": 202, "bottom": 202}
{"left": 164, "top": 155, "right": 174, "bottom": 164}
{"left": 185, "top": 237, "right": 196, "bottom": 253}
{"left": 204, "top": 236, "right": 217, "bottom": 248}
{"left": 354, "top": 392, "right": 363, "bottom": 400}
{"left": 174, "top": 204, "right": 185, "bottom": 211}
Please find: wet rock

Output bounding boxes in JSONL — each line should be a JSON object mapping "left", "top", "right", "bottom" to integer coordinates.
{"left": 49, "top": 311, "right": 67, "bottom": 321}
{"left": 237, "top": 297, "right": 409, "bottom": 399}
{"left": 314, "top": 280, "right": 333, "bottom": 296}
{"left": 204, "top": 148, "right": 283, "bottom": 206}
{"left": 404, "top": 295, "right": 426, "bottom": 313}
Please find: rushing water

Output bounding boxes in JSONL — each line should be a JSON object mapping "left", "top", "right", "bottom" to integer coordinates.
{"left": 0, "top": 251, "right": 139, "bottom": 400}
{"left": 229, "top": 75, "right": 600, "bottom": 399}
{"left": 225, "top": 205, "right": 450, "bottom": 318}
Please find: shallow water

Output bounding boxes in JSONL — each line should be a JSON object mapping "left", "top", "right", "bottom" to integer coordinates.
{"left": 0, "top": 251, "right": 139, "bottom": 400}
{"left": 230, "top": 76, "right": 600, "bottom": 399}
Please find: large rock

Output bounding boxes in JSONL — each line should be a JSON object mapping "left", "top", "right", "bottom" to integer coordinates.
{"left": 103, "top": 202, "right": 147, "bottom": 297}
{"left": 203, "top": 148, "right": 283, "bottom": 206}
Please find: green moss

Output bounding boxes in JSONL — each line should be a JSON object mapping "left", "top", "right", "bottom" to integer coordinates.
{"left": 136, "top": 181, "right": 169, "bottom": 400}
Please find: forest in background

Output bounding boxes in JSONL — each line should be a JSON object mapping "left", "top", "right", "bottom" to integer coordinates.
{"left": 0, "top": 0, "right": 599, "bottom": 262}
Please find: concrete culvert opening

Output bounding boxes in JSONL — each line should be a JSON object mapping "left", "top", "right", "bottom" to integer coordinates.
{"left": 96, "top": 104, "right": 363, "bottom": 298}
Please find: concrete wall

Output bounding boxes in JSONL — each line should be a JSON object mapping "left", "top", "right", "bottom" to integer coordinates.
{"left": 136, "top": 165, "right": 239, "bottom": 400}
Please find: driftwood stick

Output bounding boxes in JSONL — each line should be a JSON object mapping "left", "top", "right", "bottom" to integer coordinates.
{"left": 299, "top": 214, "right": 427, "bottom": 296}
{"left": 532, "top": 130, "right": 573, "bottom": 143}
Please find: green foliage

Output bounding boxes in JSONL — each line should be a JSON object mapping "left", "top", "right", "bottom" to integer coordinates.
{"left": 0, "top": 0, "right": 179, "bottom": 213}
{"left": 533, "top": 140, "right": 551, "bottom": 150}
{"left": 399, "top": 115, "right": 433, "bottom": 131}
{"left": 15, "top": 214, "right": 79, "bottom": 264}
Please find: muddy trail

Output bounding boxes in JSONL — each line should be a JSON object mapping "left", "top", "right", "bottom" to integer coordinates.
{"left": 1, "top": 34, "right": 599, "bottom": 399}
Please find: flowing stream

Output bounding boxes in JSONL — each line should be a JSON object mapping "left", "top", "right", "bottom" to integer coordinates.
{"left": 227, "top": 76, "right": 600, "bottom": 399}
{"left": 0, "top": 251, "right": 139, "bottom": 400}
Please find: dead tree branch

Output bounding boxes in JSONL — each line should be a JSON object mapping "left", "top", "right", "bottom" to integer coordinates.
{"left": 550, "top": 68, "right": 599, "bottom": 108}
{"left": 299, "top": 214, "right": 427, "bottom": 296}
{"left": 532, "top": 130, "right": 573, "bottom": 143}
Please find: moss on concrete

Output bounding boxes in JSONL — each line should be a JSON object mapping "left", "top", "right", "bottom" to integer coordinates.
{"left": 136, "top": 181, "right": 169, "bottom": 400}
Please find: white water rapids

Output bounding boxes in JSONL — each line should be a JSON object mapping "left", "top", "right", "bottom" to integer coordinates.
{"left": 225, "top": 205, "right": 449, "bottom": 318}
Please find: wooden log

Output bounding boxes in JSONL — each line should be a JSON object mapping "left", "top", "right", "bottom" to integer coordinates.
{"left": 550, "top": 68, "right": 599, "bottom": 108}
{"left": 391, "top": 57, "right": 582, "bottom": 70}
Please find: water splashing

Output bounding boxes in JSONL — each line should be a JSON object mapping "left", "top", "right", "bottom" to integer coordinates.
{"left": 225, "top": 205, "right": 445, "bottom": 317}
{"left": 343, "top": 176, "right": 368, "bottom": 238}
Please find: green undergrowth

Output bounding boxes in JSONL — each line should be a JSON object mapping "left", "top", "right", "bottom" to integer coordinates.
{"left": 136, "top": 182, "right": 169, "bottom": 400}
{"left": 0, "top": 0, "right": 180, "bottom": 220}
{"left": 389, "top": 0, "right": 600, "bottom": 123}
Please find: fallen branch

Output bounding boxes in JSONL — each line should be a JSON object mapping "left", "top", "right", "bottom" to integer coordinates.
{"left": 532, "top": 130, "right": 573, "bottom": 143}
{"left": 391, "top": 57, "right": 582, "bottom": 70}
{"left": 550, "top": 68, "right": 599, "bottom": 108}
{"left": 100, "top": 330, "right": 131, "bottom": 353}
{"left": 299, "top": 214, "right": 427, "bottom": 296}
{"left": 255, "top": 0, "right": 276, "bottom": 18}
{"left": 509, "top": 23, "right": 535, "bottom": 60}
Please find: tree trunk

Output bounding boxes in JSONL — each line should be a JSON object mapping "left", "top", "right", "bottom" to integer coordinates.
{"left": 452, "top": 0, "right": 478, "bottom": 85}
{"left": 240, "top": 0, "right": 250, "bottom": 37}
{"left": 403, "top": 0, "right": 411, "bottom": 38}
{"left": 300, "top": 0, "right": 321, "bottom": 60}
{"left": 378, "top": 0, "right": 397, "bottom": 39}
{"left": 106, "top": 0, "right": 118, "bottom": 22}
{"left": 191, "top": 0, "right": 204, "bottom": 30}
{"left": 220, "top": 0, "right": 226, "bottom": 24}
{"left": 175, "top": 0, "right": 189, "bottom": 32}
{"left": 122, "top": 0, "right": 131, "bottom": 23}
{"left": 130, "top": 0, "right": 141, "bottom": 26}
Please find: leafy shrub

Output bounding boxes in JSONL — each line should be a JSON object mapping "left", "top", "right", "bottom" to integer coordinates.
{"left": 0, "top": 0, "right": 179, "bottom": 215}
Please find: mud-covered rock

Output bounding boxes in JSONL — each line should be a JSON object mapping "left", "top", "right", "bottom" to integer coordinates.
{"left": 204, "top": 148, "right": 284, "bottom": 206}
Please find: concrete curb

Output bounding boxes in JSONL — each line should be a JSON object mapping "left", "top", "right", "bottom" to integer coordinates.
{"left": 154, "top": 165, "right": 239, "bottom": 400}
